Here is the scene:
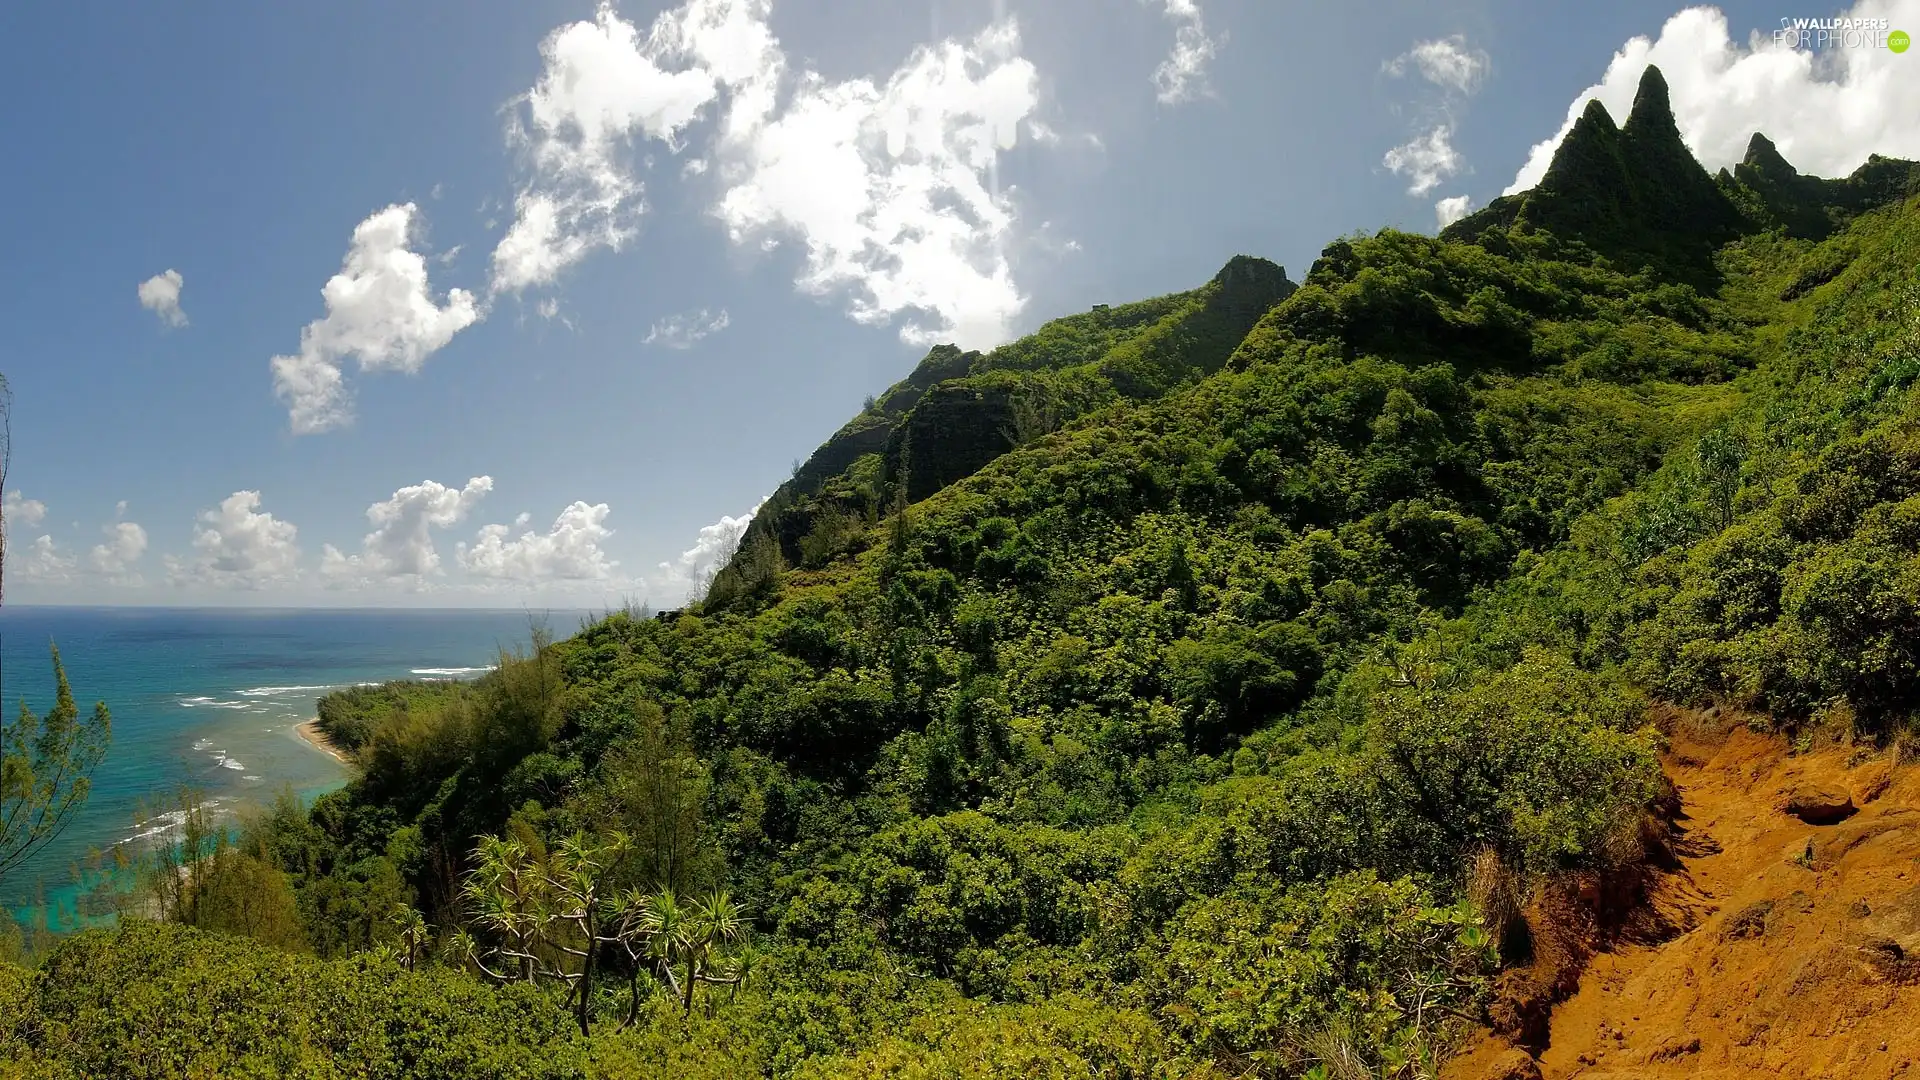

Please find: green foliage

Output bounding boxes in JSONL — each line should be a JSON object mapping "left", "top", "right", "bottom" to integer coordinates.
{"left": 0, "top": 645, "right": 111, "bottom": 889}
{"left": 794, "top": 994, "right": 1196, "bottom": 1080}
{"left": 742, "top": 256, "right": 1296, "bottom": 567}
{"left": 154, "top": 790, "right": 308, "bottom": 952}
{"left": 21, "top": 99, "right": 1920, "bottom": 1079}
{"left": 1138, "top": 872, "right": 1494, "bottom": 1074}
{"left": 7, "top": 921, "right": 587, "bottom": 1079}
{"left": 1360, "top": 651, "right": 1657, "bottom": 876}
{"left": 316, "top": 680, "right": 468, "bottom": 753}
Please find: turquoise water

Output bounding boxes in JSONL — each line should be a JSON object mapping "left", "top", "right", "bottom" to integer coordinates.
{"left": 0, "top": 605, "right": 587, "bottom": 915}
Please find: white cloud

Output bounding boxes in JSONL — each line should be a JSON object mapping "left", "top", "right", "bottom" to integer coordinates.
{"left": 491, "top": 1, "right": 1053, "bottom": 349}
{"left": 137, "top": 269, "right": 188, "bottom": 328}
{"left": 651, "top": 0, "right": 786, "bottom": 142}
{"left": 167, "top": 490, "right": 301, "bottom": 590}
{"left": 271, "top": 204, "right": 481, "bottom": 435}
{"left": 4, "top": 490, "right": 47, "bottom": 529}
{"left": 1381, "top": 35, "right": 1487, "bottom": 205}
{"left": 1435, "top": 194, "right": 1473, "bottom": 228}
{"left": 458, "top": 501, "right": 618, "bottom": 582}
{"left": 712, "top": 18, "right": 1041, "bottom": 348}
{"left": 1507, "top": 2, "right": 1920, "bottom": 195}
{"left": 489, "top": 3, "right": 722, "bottom": 294}
{"left": 644, "top": 307, "right": 730, "bottom": 348}
{"left": 1385, "top": 36, "right": 1491, "bottom": 95}
{"left": 653, "top": 498, "right": 763, "bottom": 600}
{"left": 13, "top": 535, "right": 75, "bottom": 584}
{"left": 321, "top": 476, "right": 492, "bottom": 584}
{"left": 89, "top": 521, "right": 148, "bottom": 580}
{"left": 1147, "top": 0, "right": 1222, "bottom": 105}
{"left": 1384, "top": 126, "right": 1462, "bottom": 196}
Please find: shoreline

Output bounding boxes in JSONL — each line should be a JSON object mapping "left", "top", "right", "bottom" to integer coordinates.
{"left": 294, "top": 718, "right": 353, "bottom": 766}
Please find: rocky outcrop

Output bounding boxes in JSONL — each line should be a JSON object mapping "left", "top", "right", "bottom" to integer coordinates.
{"left": 1442, "top": 64, "right": 1920, "bottom": 288}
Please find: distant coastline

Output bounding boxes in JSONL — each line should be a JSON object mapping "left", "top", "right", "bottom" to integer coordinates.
{"left": 294, "top": 718, "right": 351, "bottom": 766}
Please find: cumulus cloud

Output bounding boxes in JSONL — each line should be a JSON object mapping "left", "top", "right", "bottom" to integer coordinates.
{"left": 1385, "top": 35, "right": 1491, "bottom": 94}
{"left": 1507, "top": 3, "right": 1920, "bottom": 195}
{"left": 712, "top": 19, "right": 1041, "bottom": 348}
{"left": 490, "top": 3, "right": 722, "bottom": 294}
{"left": 271, "top": 204, "right": 481, "bottom": 434}
{"left": 644, "top": 307, "right": 730, "bottom": 348}
{"left": 4, "top": 490, "right": 47, "bottom": 529}
{"left": 1381, "top": 34, "right": 1488, "bottom": 209}
{"left": 13, "top": 535, "right": 76, "bottom": 584}
{"left": 1435, "top": 194, "right": 1474, "bottom": 228}
{"left": 1383, "top": 126, "right": 1463, "bottom": 196}
{"left": 167, "top": 491, "right": 301, "bottom": 589}
{"left": 321, "top": 476, "right": 493, "bottom": 584}
{"left": 459, "top": 501, "right": 618, "bottom": 582}
{"left": 1147, "top": 0, "right": 1222, "bottom": 104}
{"left": 89, "top": 521, "right": 148, "bottom": 580}
{"left": 137, "top": 269, "right": 188, "bottom": 328}
{"left": 653, "top": 498, "right": 763, "bottom": 600}
{"left": 491, "top": 1, "right": 1050, "bottom": 349}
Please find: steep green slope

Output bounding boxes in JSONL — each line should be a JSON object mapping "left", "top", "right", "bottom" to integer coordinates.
{"left": 727, "top": 255, "right": 1296, "bottom": 579}
{"left": 10, "top": 65, "right": 1920, "bottom": 1080}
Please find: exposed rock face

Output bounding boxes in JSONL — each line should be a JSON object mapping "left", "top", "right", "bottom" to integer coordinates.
{"left": 885, "top": 381, "right": 1019, "bottom": 502}
{"left": 1780, "top": 784, "right": 1857, "bottom": 825}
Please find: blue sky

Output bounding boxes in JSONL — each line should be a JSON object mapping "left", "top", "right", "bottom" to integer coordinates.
{"left": 3, "top": 0, "right": 1916, "bottom": 607}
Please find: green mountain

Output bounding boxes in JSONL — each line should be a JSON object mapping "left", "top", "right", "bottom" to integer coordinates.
{"left": 8, "top": 65, "right": 1920, "bottom": 1080}
{"left": 1444, "top": 65, "right": 1920, "bottom": 287}
{"left": 723, "top": 253, "right": 1296, "bottom": 585}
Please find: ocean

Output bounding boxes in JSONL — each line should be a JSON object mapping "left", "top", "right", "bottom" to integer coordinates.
{"left": 0, "top": 605, "right": 588, "bottom": 917}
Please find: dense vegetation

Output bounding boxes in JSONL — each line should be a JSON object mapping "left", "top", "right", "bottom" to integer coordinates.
{"left": 7, "top": 66, "right": 1920, "bottom": 1078}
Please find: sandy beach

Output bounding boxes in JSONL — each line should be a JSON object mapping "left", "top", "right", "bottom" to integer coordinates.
{"left": 294, "top": 718, "right": 353, "bottom": 765}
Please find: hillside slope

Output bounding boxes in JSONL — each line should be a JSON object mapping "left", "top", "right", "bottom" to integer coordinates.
{"left": 720, "top": 254, "right": 1296, "bottom": 582}
{"left": 8, "top": 63, "right": 1920, "bottom": 1079}
{"left": 1449, "top": 721, "right": 1920, "bottom": 1080}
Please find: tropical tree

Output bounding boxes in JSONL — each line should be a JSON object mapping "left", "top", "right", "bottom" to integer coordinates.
{"left": 640, "top": 887, "right": 747, "bottom": 1016}
{"left": 457, "top": 830, "right": 755, "bottom": 1034}
{"left": 0, "top": 375, "right": 113, "bottom": 895}
{"left": 0, "top": 645, "right": 112, "bottom": 889}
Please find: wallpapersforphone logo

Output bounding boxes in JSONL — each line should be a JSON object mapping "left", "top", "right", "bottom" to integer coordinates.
{"left": 1773, "top": 16, "right": 1910, "bottom": 51}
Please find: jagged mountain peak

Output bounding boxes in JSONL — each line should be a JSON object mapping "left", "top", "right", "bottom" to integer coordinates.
{"left": 1622, "top": 64, "right": 1679, "bottom": 139}
{"left": 1213, "top": 253, "right": 1287, "bottom": 286}
{"left": 1443, "top": 65, "right": 1741, "bottom": 285}
{"left": 1741, "top": 132, "right": 1796, "bottom": 179}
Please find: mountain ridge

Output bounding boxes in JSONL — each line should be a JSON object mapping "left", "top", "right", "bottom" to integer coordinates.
{"left": 1444, "top": 65, "right": 1920, "bottom": 283}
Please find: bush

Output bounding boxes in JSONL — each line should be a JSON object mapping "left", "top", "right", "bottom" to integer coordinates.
{"left": 15, "top": 922, "right": 587, "bottom": 1079}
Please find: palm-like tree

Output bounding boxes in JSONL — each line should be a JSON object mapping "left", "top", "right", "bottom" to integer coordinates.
{"left": 389, "top": 904, "right": 431, "bottom": 971}
{"left": 458, "top": 830, "right": 756, "bottom": 1030}
{"left": 463, "top": 835, "right": 549, "bottom": 983}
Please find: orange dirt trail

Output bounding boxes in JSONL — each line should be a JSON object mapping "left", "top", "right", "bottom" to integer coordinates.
{"left": 1451, "top": 723, "right": 1920, "bottom": 1080}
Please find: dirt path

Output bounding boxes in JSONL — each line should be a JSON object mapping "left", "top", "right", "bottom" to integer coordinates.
{"left": 1450, "top": 722, "right": 1920, "bottom": 1080}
